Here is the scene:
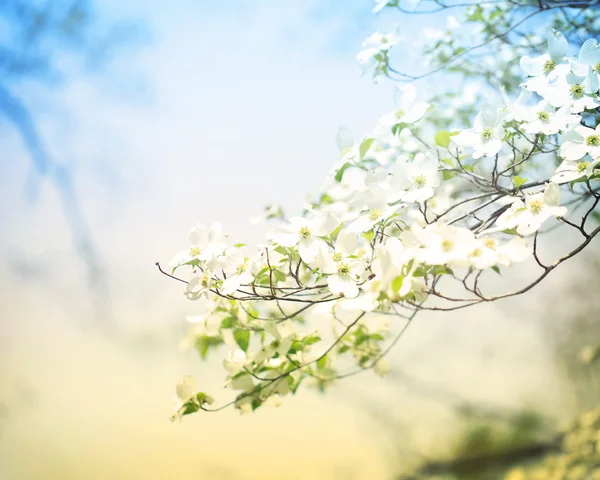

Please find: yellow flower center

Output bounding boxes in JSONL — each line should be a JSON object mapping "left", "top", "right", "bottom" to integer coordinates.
{"left": 299, "top": 226, "right": 311, "bottom": 239}
{"left": 536, "top": 111, "right": 550, "bottom": 122}
{"left": 337, "top": 263, "right": 351, "bottom": 275}
{"left": 332, "top": 252, "right": 343, "bottom": 262}
{"left": 189, "top": 247, "right": 202, "bottom": 257}
{"left": 483, "top": 238, "right": 497, "bottom": 250}
{"left": 368, "top": 208, "right": 383, "bottom": 221}
{"left": 570, "top": 84, "right": 584, "bottom": 99}
{"left": 235, "top": 263, "right": 247, "bottom": 275}
{"left": 471, "top": 248, "right": 482, "bottom": 257}
{"left": 395, "top": 109, "right": 406, "bottom": 120}
{"left": 441, "top": 239, "right": 454, "bottom": 252}
{"left": 414, "top": 174, "right": 427, "bottom": 187}
{"left": 577, "top": 161, "right": 590, "bottom": 173}
{"left": 529, "top": 199, "right": 543, "bottom": 214}
{"left": 586, "top": 135, "right": 600, "bottom": 147}
{"left": 481, "top": 128, "right": 494, "bottom": 141}
{"left": 543, "top": 60, "right": 556, "bottom": 73}
{"left": 595, "top": 62, "right": 600, "bottom": 73}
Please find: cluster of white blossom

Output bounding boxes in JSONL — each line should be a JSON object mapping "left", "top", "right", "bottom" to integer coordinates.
{"left": 166, "top": 27, "right": 600, "bottom": 418}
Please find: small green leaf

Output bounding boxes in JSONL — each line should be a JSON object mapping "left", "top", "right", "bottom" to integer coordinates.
{"left": 442, "top": 170, "right": 456, "bottom": 181}
{"left": 220, "top": 316, "right": 236, "bottom": 329}
{"left": 334, "top": 162, "right": 352, "bottom": 182}
{"left": 491, "top": 266, "right": 501, "bottom": 275}
{"left": 181, "top": 401, "right": 200, "bottom": 416}
{"left": 391, "top": 275, "right": 404, "bottom": 294}
{"left": 513, "top": 176, "right": 527, "bottom": 188}
{"left": 435, "top": 130, "right": 452, "bottom": 148}
{"left": 392, "top": 122, "right": 410, "bottom": 135}
{"left": 233, "top": 329, "right": 250, "bottom": 352}
{"left": 317, "top": 355, "right": 327, "bottom": 370}
{"left": 359, "top": 138, "right": 374, "bottom": 158}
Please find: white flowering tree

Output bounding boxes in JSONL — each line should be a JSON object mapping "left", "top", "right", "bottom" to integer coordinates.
{"left": 158, "top": 0, "right": 600, "bottom": 419}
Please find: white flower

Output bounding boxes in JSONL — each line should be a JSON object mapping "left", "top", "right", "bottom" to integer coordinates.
{"left": 254, "top": 321, "right": 296, "bottom": 364}
{"left": 392, "top": 151, "right": 440, "bottom": 203}
{"left": 185, "top": 270, "right": 213, "bottom": 300}
{"left": 318, "top": 232, "right": 366, "bottom": 299}
{"left": 496, "top": 183, "right": 567, "bottom": 235}
{"left": 270, "top": 212, "right": 340, "bottom": 264}
{"left": 218, "top": 248, "right": 257, "bottom": 295}
{"left": 169, "top": 223, "right": 228, "bottom": 269}
{"left": 376, "top": 84, "right": 431, "bottom": 134}
{"left": 373, "top": 0, "right": 389, "bottom": 13}
{"left": 368, "top": 236, "right": 414, "bottom": 298}
{"left": 175, "top": 375, "right": 196, "bottom": 405}
{"left": 346, "top": 173, "right": 401, "bottom": 233}
{"left": 469, "top": 237, "right": 531, "bottom": 269}
{"left": 513, "top": 100, "right": 580, "bottom": 135}
{"left": 170, "top": 375, "right": 213, "bottom": 422}
{"left": 413, "top": 223, "right": 477, "bottom": 268}
{"left": 335, "top": 125, "right": 354, "bottom": 153}
{"left": 373, "top": 358, "right": 391, "bottom": 376}
{"left": 362, "top": 30, "right": 402, "bottom": 51}
{"left": 543, "top": 74, "right": 600, "bottom": 113}
{"left": 560, "top": 125, "right": 600, "bottom": 161}
{"left": 551, "top": 158, "right": 600, "bottom": 184}
{"left": 570, "top": 38, "right": 600, "bottom": 93}
{"left": 223, "top": 349, "right": 248, "bottom": 375}
{"left": 520, "top": 28, "right": 570, "bottom": 94}
{"left": 356, "top": 30, "right": 402, "bottom": 76}
{"left": 452, "top": 102, "right": 504, "bottom": 159}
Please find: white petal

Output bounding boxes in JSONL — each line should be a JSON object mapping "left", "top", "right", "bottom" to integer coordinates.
{"left": 394, "top": 84, "right": 417, "bottom": 110}
{"left": 328, "top": 274, "right": 359, "bottom": 298}
{"left": 560, "top": 141, "right": 587, "bottom": 161}
{"left": 520, "top": 54, "right": 547, "bottom": 77}
{"left": 548, "top": 28, "right": 568, "bottom": 61}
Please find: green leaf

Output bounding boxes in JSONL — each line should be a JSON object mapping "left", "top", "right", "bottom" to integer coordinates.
{"left": 513, "top": 176, "right": 527, "bottom": 188}
{"left": 491, "top": 266, "right": 501, "bottom": 275}
{"left": 359, "top": 138, "right": 374, "bottom": 158}
{"left": 181, "top": 401, "right": 200, "bottom": 416}
{"left": 220, "top": 316, "right": 236, "bottom": 329}
{"left": 392, "top": 122, "right": 410, "bottom": 135}
{"left": 273, "top": 269, "right": 286, "bottom": 283}
{"left": 435, "top": 130, "right": 452, "bottom": 148}
{"left": 432, "top": 265, "right": 454, "bottom": 276}
{"left": 316, "top": 355, "right": 327, "bottom": 370}
{"left": 442, "top": 170, "right": 456, "bottom": 181}
{"left": 334, "top": 162, "right": 352, "bottom": 182}
{"left": 195, "top": 335, "right": 223, "bottom": 359}
{"left": 233, "top": 329, "right": 250, "bottom": 352}
{"left": 391, "top": 275, "right": 404, "bottom": 294}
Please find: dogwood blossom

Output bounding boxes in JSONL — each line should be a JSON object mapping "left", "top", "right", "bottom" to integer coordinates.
{"left": 551, "top": 158, "right": 600, "bottom": 184}
{"left": 452, "top": 103, "right": 504, "bottom": 159}
{"left": 496, "top": 183, "right": 567, "bottom": 235}
{"left": 520, "top": 28, "right": 570, "bottom": 94}
{"left": 270, "top": 212, "right": 340, "bottom": 263}
{"left": 376, "top": 84, "right": 431, "bottom": 134}
{"left": 392, "top": 151, "right": 440, "bottom": 203}
{"left": 560, "top": 125, "right": 600, "bottom": 161}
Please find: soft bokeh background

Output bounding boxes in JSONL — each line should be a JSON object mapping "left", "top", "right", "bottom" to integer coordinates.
{"left": 1, "top": 1, "right": 598, "bottom": 479}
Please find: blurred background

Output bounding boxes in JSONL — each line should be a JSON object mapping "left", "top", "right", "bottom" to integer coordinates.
{"left": 0, "top": 1, "right": 598, "bottom": 479}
